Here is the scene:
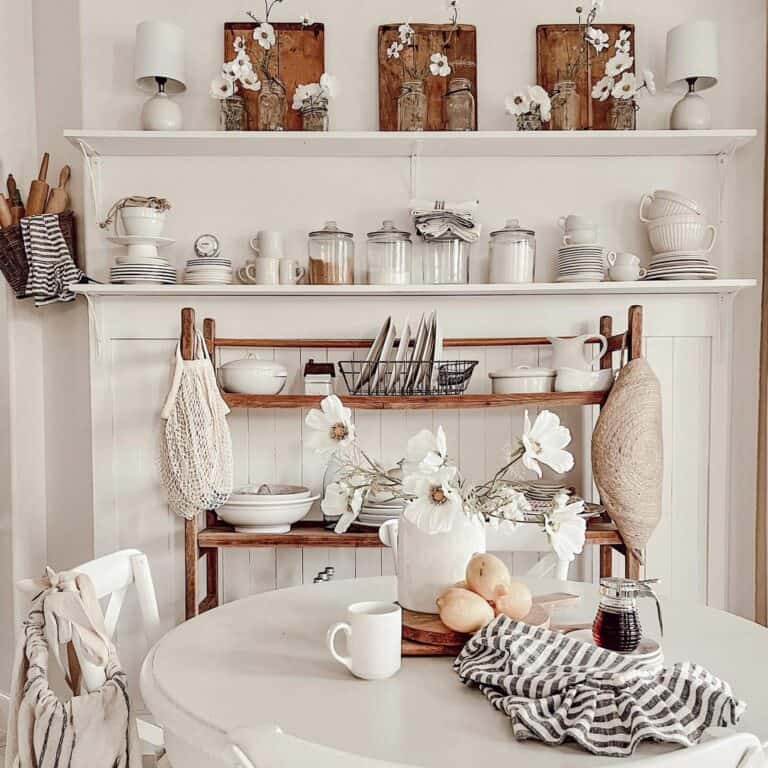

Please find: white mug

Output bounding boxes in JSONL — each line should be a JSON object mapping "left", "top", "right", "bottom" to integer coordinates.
{"left": 239, "top": 257, "right": 280, "bottom": 285}
{"left": 609, "top": 264, "right": 647, "bottom": 281}
{"left": 327, "top": 601, "right": 402, "bottom": 680}
{"left": 563, "top": 229, "right": 598, "bottom": 245}
{"left": 558, "top": 214, "right": 594, "bottom": 232}
{"left": 280, "top": 259, "right": 306, "bottom": 285}
{"left": 249, "top": 230, "right": 284, "bottom": 260}
{"left": 607, "top": 251, "right": 640, "bottom": 267}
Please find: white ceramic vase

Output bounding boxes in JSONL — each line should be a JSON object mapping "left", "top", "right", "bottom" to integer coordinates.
{"left": 379, "top": 511, "right": 486, "bottom": 614}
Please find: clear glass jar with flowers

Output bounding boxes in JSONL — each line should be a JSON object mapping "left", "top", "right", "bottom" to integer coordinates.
{"left": 210, "top": 36, "right": 263, "bottom": 131}
{"left": 505, "top": 86, "right": 552, "bottom": 131}
{"left": 306, "top": 395, "right": 587, "bottom": 613}
{"left": 292, "top": 73, "right": 338, "bottom": 131}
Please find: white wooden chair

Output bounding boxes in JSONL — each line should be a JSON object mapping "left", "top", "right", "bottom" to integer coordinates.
{"left": 17, "top": 549, "right": 166, "bottom": 767}
{"left": 610, "top": 733, "right": 767, "bottom": 767}
{"left": 487, "top": 525, "right": 572, "bottom": 581}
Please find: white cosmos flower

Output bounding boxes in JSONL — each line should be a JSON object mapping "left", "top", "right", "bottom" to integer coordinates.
{"left": 528, "top": 85, "right": 552, "bottom": 121}
{"left": 398, "top": 22, "right": 415, "bottom": 45}
{"left": 403, "top": 466, "right": 462, "bottom": 533}
{"left": 406, "top": 426, "right": 448, "bottom": 471}
{"left": 521, "top": 410, "right": 574, "bottom": 478}
{"left": 587, "top": 27, "right": 609, "bottom": 53}
{"left": 505, "top": 91, "right": 531, "bottom": 116}
{"left": 592, "top": 75, "right": 614, "bottom": 101}
{"left": 429, "top": 52, "right": 451, "bottom": 77}
{"left": 387, "top": 40, "right": 404, "bottom": 59}
{"left": 605, "top": 51, "right": 634, "bottom": 78}
{"left": 486, "top": 486, "right": 531, "bottom": 529}
{"left": 233, "top": 35, "right": 246, "bottom": 52}
{"left": 298, "top": 14, "right": 314, "bottom": 26}
{"left": 240, "top": 70, "right": 262, "bottom": 91}
{"left": 254, "top": 22, "right": 276, "bottom": 50}
{"left": 210, "top": 75, "right": 236, "bottom": 100}
{"left": 642, "top": 69, "right": 656, "bottom": 95}
{"left": 221, "top": 59, "right": 240, "bottom": 82}
{"left": 304, "top": 395, "right": 356, "bottom": 454}
{"left": 612, "top": 71, "right": 637, "bottom": 100}
{"left": 320, "top": 72, "right": 338, "bottom": 99}
{"left": 544, "top": 493, "right": 586, "bottom": 562}
{"left": 323, "top": 483, "right": 364, "bottom": 533}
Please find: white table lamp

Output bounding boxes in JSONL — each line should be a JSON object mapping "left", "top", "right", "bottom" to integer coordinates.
{"left": 135, "top": 20, "right": 187, "bottom": 131}
{"left": 666, "top": 20, "right": 719, "bottom": 130}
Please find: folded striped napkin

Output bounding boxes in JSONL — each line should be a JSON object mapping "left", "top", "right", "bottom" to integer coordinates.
{"left": 454, "top": 615, "right": 745, "bottom": 757}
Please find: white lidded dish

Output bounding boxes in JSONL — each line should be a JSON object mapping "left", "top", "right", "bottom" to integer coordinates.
{"left": 488, "top": 365, "right": 555, "bottom": 394}
{"left": 219, "top": 354, "right": 288, "bottom": 395}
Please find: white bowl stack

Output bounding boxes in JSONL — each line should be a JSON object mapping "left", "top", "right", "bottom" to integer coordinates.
{"left": 184, "top": 255, "right": 233, "bottom": 284}
{"left": 639, "top": 190, "right": 719, "bottom": 280}
{"left": 216, "top": 484, "right": 316, "bottom": 533}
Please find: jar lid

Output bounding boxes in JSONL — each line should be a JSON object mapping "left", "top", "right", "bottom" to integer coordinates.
{"left": 490, "top": 218, "right": 535, "bottom": 238}
{"left": 488, "top": 365, "right": 555, "bottom": 379}
{"left": 366, "top": 220, "right": 412, "bottom": 241}
{"left": 309, "top": 220, "right": 353, "bottom": 239}
{"left": 220, "top": 354, "right": 288, "bottom": 377}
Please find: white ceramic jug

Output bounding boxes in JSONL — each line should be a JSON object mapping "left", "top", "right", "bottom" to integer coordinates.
{"left": 378, "top": 513, "right": 486, "bottom": 614}
{"left": 548, "top": 334, "right": 608, "bottom": 371}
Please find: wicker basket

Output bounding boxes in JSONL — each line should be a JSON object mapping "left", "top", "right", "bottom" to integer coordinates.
{"left": 0, "top": 211, "right": 77, "bottom": 298}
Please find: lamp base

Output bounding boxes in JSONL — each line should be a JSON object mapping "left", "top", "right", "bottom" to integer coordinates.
{"left": 141, "top": 92, "right": 183, "bottom": 131}
{"left": 669, "top": 92, "right": 711, "bottom": 131}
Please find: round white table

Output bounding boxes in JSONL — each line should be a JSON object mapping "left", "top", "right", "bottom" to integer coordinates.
{"left": 140, "top": 577, "right": 768, "bottom": 767}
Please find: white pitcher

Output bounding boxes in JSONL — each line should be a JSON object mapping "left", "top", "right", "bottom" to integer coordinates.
{"left": 547, "top": 334, "right": 608, "bottom": 371}
{"left": 378, "top": 512, "right": 485, "bottom": 614}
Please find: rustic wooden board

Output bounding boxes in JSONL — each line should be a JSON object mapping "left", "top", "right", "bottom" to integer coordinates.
{"left": 536, "top": 24, "right": 635, "bottom": 130}
{"left": 402, "top": 638, "right": 464, "bottom": 657}
{"left": 224, "top": 22, "right": 325, "bottom": 131}
{"left": 378, "top": 24, "right": 477, "bottom": 131}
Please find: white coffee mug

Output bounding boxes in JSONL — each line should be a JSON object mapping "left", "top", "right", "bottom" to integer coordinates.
{"left": 609, "top": 264, "right": 647, "bottom": 281}
{"left": 327, "top": 601, "right": 402, "bottom": 680}
{"left": 239, "top": 257, "right": 280, "bottom": 285}
{"left": 563, "top": 229, "right": 598, "bottom": 245}
{"left": 558, "top": 214, "right": 594, "bottom": 232}
{"left": 280, "top": 259, "right": 306, "bottom": 285}
{"left": 249, "top": 230, "right": 284, "bottom": 260}
{"left": 607, "top": 251, "right": 640, "bottom": 267}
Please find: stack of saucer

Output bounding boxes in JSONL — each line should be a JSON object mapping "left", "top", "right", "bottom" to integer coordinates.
{"left": 523, "top": 481, "right": 571, "bottom": 504}
{"left": 356, "top": 498, "right": 404, "bottom": 529}
{"left": 644, "top": 254, "right": 718, "bottom": 281}
{"left": 183, "top": 256, "right": 233, "bottom": 285}
{"left": 108, "top": 235, "right": 177, "bottom": 285}
{"left": 557, "top": 245, "right": 605, "bottom": 282}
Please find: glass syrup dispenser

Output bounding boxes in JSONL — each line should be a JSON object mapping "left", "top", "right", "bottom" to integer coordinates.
{"left": 592, "top": 577, "right": 664, "bottom": 653}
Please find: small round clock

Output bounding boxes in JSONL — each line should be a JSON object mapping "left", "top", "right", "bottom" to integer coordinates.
{"left": 193, "top": 234, "right": 221, "bottom": 259}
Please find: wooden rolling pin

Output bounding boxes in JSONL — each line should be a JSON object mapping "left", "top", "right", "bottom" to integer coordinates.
{"left": 45, "top": 165, "right": 71, "bottom": 214}
{"left": 7, "top": 175, "right": 25, "bottom": 224}
{"left": 25, "top": 152, "right": 50, "bottom": 216}
{"left": 0, "top": 195, "right": 12, "bottom": 229}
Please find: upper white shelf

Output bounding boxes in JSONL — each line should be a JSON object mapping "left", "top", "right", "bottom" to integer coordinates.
{"left": 64, "top": 129, "right": 757, "bottom": 159}
{"left": 71, "top": 280, "right": 755, "bottom": 298}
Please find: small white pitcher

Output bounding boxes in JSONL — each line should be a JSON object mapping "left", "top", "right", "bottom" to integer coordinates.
{"left": 547, "top": 334, "right": 608, "bottom": 371}
{"left": 378, "top": 513, "right": 486, "bottom": 614}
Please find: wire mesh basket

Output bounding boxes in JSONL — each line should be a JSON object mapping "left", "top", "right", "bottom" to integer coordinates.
{"left": 339, "top": 359, "right": 478, "bottom": 397}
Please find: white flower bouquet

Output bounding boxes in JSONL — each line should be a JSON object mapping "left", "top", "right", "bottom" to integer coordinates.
{"left": 591, "top": 29, "right": 655, "bottom": 107}
{"left": 505, "top": 85, "right": 552, "bottom": 130}
{"left": 292, "top": 73, "right": 338, "bottom": 112}
{"left": 306, "top": 396, "right": 588, "bottom": 563}
{"left": 386, "top": 21, "right": 453, "bottom": 84}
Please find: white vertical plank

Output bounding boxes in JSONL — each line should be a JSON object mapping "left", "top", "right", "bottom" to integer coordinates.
{"left": 457, "top": 347, "right": 486, "bottom": 487}
{"left": 355, "top": 548, "right": 383, "bottom": 578}
{"left": 301, "top": 349, "right": 330, "bottom": 522}
{"left": 276, "top": 549, "right": 303, "bottom": 588}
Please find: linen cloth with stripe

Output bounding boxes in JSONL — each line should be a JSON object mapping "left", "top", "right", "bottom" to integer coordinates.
{"left": 21, "top": 214, "right": 83, "bottom": 306}
{"left": 454, "top": 615, "right": 746, "bottom": 757}
{"left": 5, "top": 569, "right": 141, "bottom": 768}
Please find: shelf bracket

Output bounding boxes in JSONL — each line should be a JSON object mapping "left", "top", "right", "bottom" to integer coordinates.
{"left": 76, "top": 139, "right": 104, "bottom": 225}
{"left": 409, "top": 140, "right": 423, "bottom": 200}
{"left": 716, "top": 148, "right": 736, "bottom": 276}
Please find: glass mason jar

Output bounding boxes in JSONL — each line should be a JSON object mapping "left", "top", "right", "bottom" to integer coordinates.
{"left": 219, "top": 94, "right": 247, "bottom": 131}
{"left": 308, "top": 221, "right": 355, "bottom": 285}
{"left": 516, "top": 108, "right": 543, "bottom": 131}
{"left": 551, "top": 80, "right": 580, "bottom": 131}
{"left": 445, "top": 77, "right": 476, "bottom": 131}
{"left": 488, "top": 219, "right": 536, "bottom": 283}
{"left": 258, "top": 80, "right": 287, "bottom": 131}
{"left": 398, "top": 80, "right": 427, "bottom": 131}
{"left": 301, "top": 103, "right": 329, "bottom": 131}
{"left": 609, "top": 98, "right": 637, "bottom": 130}
{"left": 423, "top": 236, "right": 470, "bottom": 284}
{"left": 366, "top": 220, "right": 413, "bottom": 285}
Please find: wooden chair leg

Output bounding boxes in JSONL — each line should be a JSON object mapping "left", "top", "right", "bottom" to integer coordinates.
{"left": 185, "top": 516, "right": 198, "bottom": 620}
{"left": 599, "top": 545, "right": 613, "bottom": 578}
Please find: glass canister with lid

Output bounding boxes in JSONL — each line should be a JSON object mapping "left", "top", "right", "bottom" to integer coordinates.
{"left": 308, "top": 221, "right": 355, "bottom": 285}
{"left": 488, "top": 219, "right": 536, "bottom": 283}
{"left": 366, "top": 220, "right": 413, "bottom": 285}
{"left": 422, "top": 235, "right": 471, "bottom": 284}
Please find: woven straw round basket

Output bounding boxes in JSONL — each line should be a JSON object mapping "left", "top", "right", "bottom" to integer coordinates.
{"left": 592, "top": 358, "right": 663, "bottom": 561}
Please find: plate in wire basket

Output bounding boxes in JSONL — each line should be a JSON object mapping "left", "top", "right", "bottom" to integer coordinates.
{"left": 339, "top": 359, "right": 478, "bottom": 397}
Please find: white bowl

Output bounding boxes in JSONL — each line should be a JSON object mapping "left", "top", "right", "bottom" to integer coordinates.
{"left": 216, "top": 495, "right": 319, "bottom": 533}
{"left": 229, "top": 483, "right": 310, "bottom": 503}
{"left": 219, "top": 355, "right": 288, "bottom": 395}
{"left": 639, "top": 190, "right": 702, "bottom": 222}
{"left": 118, "top": 207, "right": 167, "bottom": 238}
{"left": 555, "top": 367, "right": 614, "bottom": 392}
{"left": 489, "top": 366, "right": 555, "bottom": 394}
{"left": 646, "top": 215, "right": 717, "bottom": 254}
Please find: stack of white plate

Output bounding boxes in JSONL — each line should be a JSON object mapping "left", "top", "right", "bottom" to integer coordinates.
{"left": 523, "top": 481, "right": 571, "bottom": 503}
{"left": 566, "top": 629, "right": 664, "bottom": 667}
{"left": 645, "top": 253, "right": 718, "bottom": 281}
{"left": 108, "top": 235, "right": 178, "bottom": 285}
{"left": 184, "top": 257, "right": 233, "bottom": 285}
{"left": 110, "top": 263, "right": 177, "bottom": 284}
{"left": 556, "top": 245, "right": 605, "bottom": 282}
{"left": 356, "top": 499, "right": 404, "bottom": 529}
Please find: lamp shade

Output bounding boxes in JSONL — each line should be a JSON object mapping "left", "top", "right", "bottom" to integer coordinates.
{"left": 134, "top": 20, "right": 187, "bottom": 94}
{"left": 666, "top": 21, "right": 719, "bottom": 91}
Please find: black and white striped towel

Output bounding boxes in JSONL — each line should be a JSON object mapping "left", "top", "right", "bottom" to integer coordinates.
{"left": 22, "top": 214, "right": 83, "bottom": 306}
{"left": 454, "top": 615, "right": 746, "bottom": 757}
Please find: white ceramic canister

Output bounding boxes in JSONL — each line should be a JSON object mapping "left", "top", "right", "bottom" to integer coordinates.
{"left": 488, "top": 219, "right": 536, "bottom": 283}
{"left": 488, "top": 365, "right": 555, "bottom": 394}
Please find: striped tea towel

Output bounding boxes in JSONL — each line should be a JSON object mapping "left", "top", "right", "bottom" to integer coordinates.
{"left": 21, "top": 214, "right": 83, "bottom": 306}
{"left": 454, "top": 615, "right": 746, "bottom": 757}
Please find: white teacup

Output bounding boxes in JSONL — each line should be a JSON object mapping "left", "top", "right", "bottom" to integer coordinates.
{"left": 239, "top": 257, "right": 280, "bottom": 285}
{"left": 563, "top": 229, "right": 598, "bottom": 245}
{"left": 558, "top": 214, "right": 594, "bottom": 232}
{"left": 609, "top": 264, "right": 647, "bottom": 281}
{"left": 607, "top": 251, "right": 640, "bottom": 267}
{"left": 117, "top": 207, "right": 166, "bottom": 238}
{"left": 279, "top": 259, "right": 306, "bottom": 285}
{"left": 327, "top": 601, "right": 402, "bottom": 680}
{"left": 249, "top": 230, "right": 284, "bottom": 260}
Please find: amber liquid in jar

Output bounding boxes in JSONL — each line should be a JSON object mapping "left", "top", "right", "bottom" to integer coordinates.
{"left": 592, "top": 605, "right": 642, "bottom": 653}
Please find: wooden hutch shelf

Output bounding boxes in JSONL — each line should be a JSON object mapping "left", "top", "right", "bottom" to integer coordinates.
{"left": 182, "top": 305, "right": 645, "bottom": 620}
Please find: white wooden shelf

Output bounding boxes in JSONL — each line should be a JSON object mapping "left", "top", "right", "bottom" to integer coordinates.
{"left": 71, "top": 280, "right": 755, "bottom": 298}
{"left": 64, "top": 129, "right": 757, "bottom": 159}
